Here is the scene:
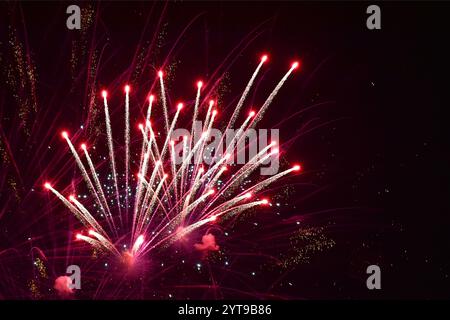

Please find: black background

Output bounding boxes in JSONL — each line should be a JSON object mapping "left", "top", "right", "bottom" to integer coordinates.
{"left": 0, "top": 1, "right": 449, "bottom": 299}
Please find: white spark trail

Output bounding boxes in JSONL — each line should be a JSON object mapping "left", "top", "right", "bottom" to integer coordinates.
{"left": 158, "top": 72, "right": 170, "bottom": 132}
{"left": 213, "top": 200, "right": 266, "bottom": 220}
{"left": 180, "top": 136, "right": 189, "bottom": 197}
{"left": 46, "top": 185, "right": 87, "bottom": 226}
{"left": 202, "top": 144, "right": 276, "bottom": 214}
{"left": 63, "top": 136, "right": 113, "bottom": 229}
{"left": 192, "top": 106, "right": 216, "bottom": 184}
{"left": 124, "top": 87, "right": 130, "bottom": 215}
{"left": 138, "top": 174, "right": 167, "bottom": 233}
{"left": 103, "top": 93, "right": 122, "bottom": 225}
{"left": 159, "top": 103, "right": 183, "bottom": 165}
{"left": 131, "top": 235, "right": 144, "bottom": 255}
{"left": 82, "top": 146, "right": 117, "bottom": 235}
{"left": 76, "top": 234, "right": 101, "bottom": 248}
{"left": 134, "top": 123, "right": 155, "bottom": 220}
{"left": 136, "top": 97, "right": 154, "bottom": 203}
{"left": 241, "top": 167, "right": 299, "bottom": 195}
{"left": 169, "top": 141, "right": 178, "bottom": 201}
{"left": 228, "top": 57, "right": 266, "bottom": 128}
{"left": 70, "top": 196, "right": 107, "bottom": 237}
{"left": 205, "top": 193, "right": 253, "bottom": 219}
{"left": 88, "top": 229, "right": 121, "bottom": 257}
{"left": 251, "top": 64, "right": 297, "bottom": 128}
{"left": 182, "top": 167, "right": 205, "bottom": 214}
{"left": 190, "top": 83, "right": 202, "bottom": 150}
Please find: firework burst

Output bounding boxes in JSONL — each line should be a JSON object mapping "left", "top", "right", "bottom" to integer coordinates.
{"left": 43, "top": 55, "right": 301, "bottom": 269}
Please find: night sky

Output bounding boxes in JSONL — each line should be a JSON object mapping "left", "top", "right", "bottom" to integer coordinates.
{"left": 0, "top": 1, "right": 449, "bottom": 299}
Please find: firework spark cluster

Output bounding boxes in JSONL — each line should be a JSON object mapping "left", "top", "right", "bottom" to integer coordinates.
{"left": 43, "top": 55, "right": 302, "bottom": 267}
